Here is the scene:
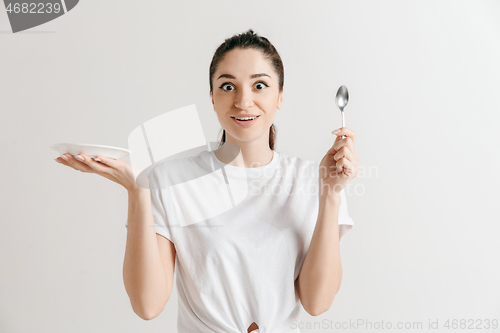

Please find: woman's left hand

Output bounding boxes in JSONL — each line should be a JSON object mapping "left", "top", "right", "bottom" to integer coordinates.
{"left": 319, "top": 127, "right": 359, "bottom": 197}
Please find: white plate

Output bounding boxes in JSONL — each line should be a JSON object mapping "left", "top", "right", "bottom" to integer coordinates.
{"left": 50, "top": 143, "right": 131, "bottom": 160}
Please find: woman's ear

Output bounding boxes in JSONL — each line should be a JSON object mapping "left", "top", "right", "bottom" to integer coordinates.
{"left": 277, "top": 88, "right": 284, "bottom": 110}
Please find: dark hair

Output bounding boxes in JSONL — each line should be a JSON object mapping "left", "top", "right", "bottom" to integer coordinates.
{"left": 209, "top": 29, "right": 284, "bottom": 150}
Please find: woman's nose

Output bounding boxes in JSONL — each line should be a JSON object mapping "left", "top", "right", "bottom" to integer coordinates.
{"left": 234, "top": 88, "right": 254, "bottom": 110}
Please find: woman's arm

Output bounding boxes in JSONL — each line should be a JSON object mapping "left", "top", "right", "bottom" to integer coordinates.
{"left": 296, "top": 194, "right": 342, "bottom": 316}
{"left": 123, "top": 187, "right": 175, "bottom": 320}
{"left": 297, "top": 126, "right": 358, "bottom": 315}
{"left": 54, "top": 154, "right": 175, "bottom": 319}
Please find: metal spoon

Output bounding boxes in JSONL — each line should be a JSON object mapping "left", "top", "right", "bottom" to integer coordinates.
{"left": 335, "top": 85, "right": 349, "bottom": 139}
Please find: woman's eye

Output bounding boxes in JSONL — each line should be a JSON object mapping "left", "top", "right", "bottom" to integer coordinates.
{"left": 219, "top": 81, "right": 268, "bottom": 92}
{"left": 220, "top": 83, "right": 234, "bottom": 91}
{"left": 255, "top": 82, "right": 268, "bottom": 90}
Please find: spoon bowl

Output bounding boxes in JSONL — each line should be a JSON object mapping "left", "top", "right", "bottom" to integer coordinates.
{"left": 335, "top": 85, "right": 349, "bottom": 110}
{"left": 335, "top": 85, "right": 349, "bottom": 139}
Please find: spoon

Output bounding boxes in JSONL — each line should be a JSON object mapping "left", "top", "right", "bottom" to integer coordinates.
{"left": 335, "top": 85, "right": 349, "bottom": 139}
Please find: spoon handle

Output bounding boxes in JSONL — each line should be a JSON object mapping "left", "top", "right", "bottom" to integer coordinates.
{"left": 341, "top": 110, "right": 346, "bottom": 140}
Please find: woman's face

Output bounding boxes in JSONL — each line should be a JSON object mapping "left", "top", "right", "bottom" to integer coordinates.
{"left": 211, "top": 47, "right": 283, "bottom": 146}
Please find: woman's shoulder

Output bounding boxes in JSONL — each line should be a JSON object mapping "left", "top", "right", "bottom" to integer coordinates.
{"left": 149, "top": 150, "right": 210, "bottom": 180}
{"left": 277, "top": 151, "right": 319, "bottom": 168}
{"left": 276, "top": 151, "right": 319, "bottom": 178}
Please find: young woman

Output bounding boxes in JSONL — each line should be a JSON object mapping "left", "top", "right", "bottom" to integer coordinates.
{"left": 54, "top": 29, "right": 359, "bottom": 333}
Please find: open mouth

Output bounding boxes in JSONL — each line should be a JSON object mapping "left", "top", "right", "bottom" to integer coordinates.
{"left": 230, "top": 115, "right": 260, "bottom": 126}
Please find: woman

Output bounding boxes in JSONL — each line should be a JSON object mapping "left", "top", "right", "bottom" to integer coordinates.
{"left": 54, "top": 29, "right": 359, "bottom": 333}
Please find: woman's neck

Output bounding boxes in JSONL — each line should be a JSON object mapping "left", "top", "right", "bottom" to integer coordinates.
{"left": 214, "top": 138, "right": 273, "bottom": 168}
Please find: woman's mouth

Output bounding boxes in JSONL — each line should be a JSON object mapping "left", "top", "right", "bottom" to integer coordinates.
{"left": 230, "top": 115, "right": 260, "bottom": 127}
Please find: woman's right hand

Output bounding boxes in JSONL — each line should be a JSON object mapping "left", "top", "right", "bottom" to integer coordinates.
{"left": 54, "top": 153, "right": 144, "bottom": 192}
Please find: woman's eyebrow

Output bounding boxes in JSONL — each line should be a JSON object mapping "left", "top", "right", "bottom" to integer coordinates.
{"left": 217, "top": 73, "right": 271, "bottom": 80}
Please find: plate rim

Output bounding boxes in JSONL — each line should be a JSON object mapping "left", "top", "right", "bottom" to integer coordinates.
{"left": 50, "top": 143, "right": 131, "bottom": 153}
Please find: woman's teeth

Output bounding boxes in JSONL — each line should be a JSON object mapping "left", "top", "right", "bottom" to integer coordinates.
{"left": 234, "top": 116, "right": 257, "bottom": 121}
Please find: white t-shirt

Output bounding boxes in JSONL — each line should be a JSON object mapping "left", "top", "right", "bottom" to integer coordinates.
{"left": 149, "top": 149, "right": 354, "bottom": 332}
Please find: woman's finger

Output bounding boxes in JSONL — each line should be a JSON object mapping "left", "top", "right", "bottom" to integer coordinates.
{"left": 333, "top": 127, "right": 356, "bottom": 143}
{"left": 54, "top": 153, "right": 133, "bottom": 189}
{"left": 336, "top": 157, "right": 356, "bottom": 177}
{"left": 54, "top": 157, "right": 78, "bottom": 170}
{"left": 333, "top": 136, "right": 355, "bottom": 153}
{"left": 63, "top": 154, "right": 95, "bottom": 173}
{"left": 333, "top": 146, "right": 356, "bottom": 163}
{"left": 92, "top": 155, "right": 118, "bottom": 168}
{"left": 77, "top": 154, "right": 116, "bottom": 174}
{"left": 327, "top": 128, "right": 352, "bottom": 155}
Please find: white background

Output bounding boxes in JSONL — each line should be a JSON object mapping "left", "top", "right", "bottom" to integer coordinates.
{"left": 1, "top": 0, "right": 499, "bottom": 332}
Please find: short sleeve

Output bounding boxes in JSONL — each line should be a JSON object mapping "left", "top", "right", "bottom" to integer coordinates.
{"left": 149, "top": 166, "right": 175, "bottom": 245}
{"left": 338, "top": 188, "right": 354, "bottom": 241}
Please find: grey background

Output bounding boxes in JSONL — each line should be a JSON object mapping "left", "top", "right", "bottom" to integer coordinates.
{"left": 1, "top": 0, "right": 499, "bottom": 332}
